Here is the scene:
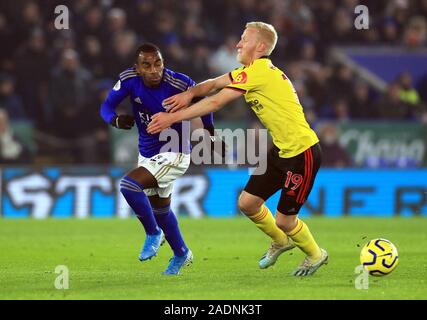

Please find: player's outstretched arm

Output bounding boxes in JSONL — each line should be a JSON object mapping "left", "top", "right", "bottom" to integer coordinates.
{"left": 164, "top": 73, "right": 231, "bottom": 113}
{"left": 100, "top": 78, "right": 133, "bottom": 129}
{"left": 147, "top": 87, "right": 242, "bottom": 134}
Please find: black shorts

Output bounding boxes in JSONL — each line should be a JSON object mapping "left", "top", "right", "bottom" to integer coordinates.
{"left": 244, "top": 143, "right": 322, "bottom": 215}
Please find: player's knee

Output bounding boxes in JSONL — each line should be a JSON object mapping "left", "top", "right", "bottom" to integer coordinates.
{"left": 149, "top": 195, "right": 171, "bottom": 208}
{"left": 276, "top": 219, "right": 290, "bottom": 233}
{"left": 237, "top": 196, "right": 250, "bottom": 215}
{"left": 276, "top": 214, "right": 298, "bottom": 233}
{"left": 119, "top": 176, "right": 144, "bottom": 196}
{"left": 275, "top": 218, "right": 284, "bottom": 230}
{"left": 238, "top": 195, "right": 260, "bottom": 216}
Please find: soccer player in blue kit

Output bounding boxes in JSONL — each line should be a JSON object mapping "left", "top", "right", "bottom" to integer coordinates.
{"left": 100, "top": 43, "right": 215, "bottom": 275}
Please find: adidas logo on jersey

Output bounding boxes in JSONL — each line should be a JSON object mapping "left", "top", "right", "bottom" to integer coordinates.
{"left": 134, "top": 97, "right": 142, "bottom": 104}
{"left": 286, "top": 190, "right": 296, "bottom": 197}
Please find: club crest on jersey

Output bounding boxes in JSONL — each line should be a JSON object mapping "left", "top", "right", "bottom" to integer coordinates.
{"left": 233, "top": 72, "right": 247, "bottom": 84}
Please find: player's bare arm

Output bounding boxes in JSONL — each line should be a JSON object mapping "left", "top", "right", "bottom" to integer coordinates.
{"left": 164, "top": 73, "right": 232, "bottom": 113}
{"left": 148, "top": 88, "right": 242, "bottom": 134}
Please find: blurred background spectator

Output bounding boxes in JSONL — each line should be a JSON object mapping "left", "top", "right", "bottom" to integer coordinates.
{"left": 375, "top": 82, "right": 411, "bottom": 120}
{"left": 0, "top": 74, "right": 27, "bottom": 120}
{"left": 0, "top": 0, "right": 425, "bottom": 167}
{"left": 0, "top": 109, "right": 31, "bottom": 164}
{"left": 317, "top": 122, "right": 352, "bottom": 168}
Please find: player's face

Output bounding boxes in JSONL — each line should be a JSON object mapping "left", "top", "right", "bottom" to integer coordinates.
{"left": 135, "top": 51, "right": 164, "bottom": 87}
{"left": 236, "top": 28, "right": 260, "bottom": 65}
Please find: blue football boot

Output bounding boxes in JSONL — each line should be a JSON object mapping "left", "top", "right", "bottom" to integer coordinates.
{"left": 138, "top": 230, "right": 165, "bottom": 261}
{"left": 162, "top": 249, "right": 193, "bottom": 275}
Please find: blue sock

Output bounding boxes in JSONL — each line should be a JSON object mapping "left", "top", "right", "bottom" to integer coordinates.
{"left": 120, "top": 176, "right": 160, "bottom": 235}
{"left": 153, "top": 205, "right": 188, "bottom": 257}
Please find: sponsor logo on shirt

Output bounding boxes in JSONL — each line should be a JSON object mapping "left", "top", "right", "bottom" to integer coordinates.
{"left": 232, "top": 71, "right": 247, "bottom": 84}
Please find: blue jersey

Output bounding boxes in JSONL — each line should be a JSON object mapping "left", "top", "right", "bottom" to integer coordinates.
{"left": 100, "top": 67, "right": 214, "bottom": 158}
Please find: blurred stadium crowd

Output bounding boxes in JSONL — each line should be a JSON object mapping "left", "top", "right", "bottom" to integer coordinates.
{"left": 0, "top": 0, "right": 426, "bottom": 165}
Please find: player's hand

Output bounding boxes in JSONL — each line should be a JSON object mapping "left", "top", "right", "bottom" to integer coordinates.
{"left": 111, "top": 115, "right": 135, "bottom": 130}
{"left": 147, "top": 112, "right": 176, "bottom": 134}
{"left": 163, "top": 91, "right": 193, "bottom": 113}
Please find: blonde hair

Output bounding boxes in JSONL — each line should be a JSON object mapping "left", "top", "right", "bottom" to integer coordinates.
{"left": 246, "top": 21, "right": 278, "bottom": 55}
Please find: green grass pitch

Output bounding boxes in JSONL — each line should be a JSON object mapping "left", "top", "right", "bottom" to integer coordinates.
{"left": 0, "top": 217, "right": 426, "bottom": 300}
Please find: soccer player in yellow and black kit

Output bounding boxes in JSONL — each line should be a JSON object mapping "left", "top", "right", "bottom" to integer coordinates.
{"left": 147, "top": 22, "right": 328, "bottom": 276}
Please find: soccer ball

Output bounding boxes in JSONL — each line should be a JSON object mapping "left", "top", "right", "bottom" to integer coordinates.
{"left": 360, "top": 238, "right": 399, "bottom": 276}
